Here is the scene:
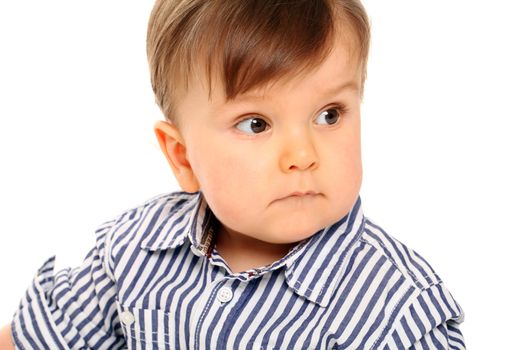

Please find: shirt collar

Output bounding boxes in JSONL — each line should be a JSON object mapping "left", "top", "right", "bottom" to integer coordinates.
{"left": 139, "top": 192, "right": 210, "bottom": 253}
{"left": 140, "top": 191, "right": 365, "bottom": 308}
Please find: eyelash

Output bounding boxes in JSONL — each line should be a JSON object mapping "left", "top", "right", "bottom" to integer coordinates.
{"left": 234, "top": 103, "right": 350, "bottom": 134}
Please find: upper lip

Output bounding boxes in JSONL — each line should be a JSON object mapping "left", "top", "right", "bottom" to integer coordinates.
{"left": 270, "top": 190, "right": 320, "bottom": 205}
{"left": 281, "top": 191, "right": 320, "bottom": 200}
{"left": 288, "top": 191, "right": 318, "bottom": 197}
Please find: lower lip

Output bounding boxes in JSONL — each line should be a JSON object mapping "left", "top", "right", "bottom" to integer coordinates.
{"left": 274, "top": 194, "right": 320, "bottom": 205}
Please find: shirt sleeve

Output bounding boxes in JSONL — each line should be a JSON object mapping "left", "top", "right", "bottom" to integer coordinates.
{"left": 10, "top": 219, "right": 126, "bottom": 350}
{"left": 384, "top": 283, "right": 466, "bottom": 350}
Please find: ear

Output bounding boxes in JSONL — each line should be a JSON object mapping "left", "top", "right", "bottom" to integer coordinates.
{"left": 153, "top": 120, "right": 200, "bottom": 193}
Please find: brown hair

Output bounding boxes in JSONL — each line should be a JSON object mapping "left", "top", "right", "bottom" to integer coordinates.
{"left": 147, "top": 0, "right": 370, "bottom": 124}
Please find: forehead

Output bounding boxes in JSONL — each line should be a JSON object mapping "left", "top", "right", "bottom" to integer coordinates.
{"left": 233, "top": 50, "right": 359, "bottom": 107}
{"left": 201, "top": 32, "right": 361, "bottom": 103}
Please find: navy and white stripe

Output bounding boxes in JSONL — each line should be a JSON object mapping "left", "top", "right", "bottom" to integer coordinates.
{"left": 11, "top": 191, "right": 465, "bottom": 349}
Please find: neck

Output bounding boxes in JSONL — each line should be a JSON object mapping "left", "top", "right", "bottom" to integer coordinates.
{"left": 214, "top": 224, "right": 297, "bottom": 274}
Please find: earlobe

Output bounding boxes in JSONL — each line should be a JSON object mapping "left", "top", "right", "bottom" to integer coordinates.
{"left": 153, "top": 120, "right": 200, "bottom": 193}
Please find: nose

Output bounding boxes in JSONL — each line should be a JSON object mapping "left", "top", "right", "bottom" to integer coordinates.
{"left": 278, "top": 130, "right": 319, "bottom": 173}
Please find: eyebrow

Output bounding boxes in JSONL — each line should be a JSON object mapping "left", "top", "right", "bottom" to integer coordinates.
{"left": 231, "top": 79, "right": 359, "bottom": 103}
{"left": 321, "top": 80, "right": 360, "bottom": 96}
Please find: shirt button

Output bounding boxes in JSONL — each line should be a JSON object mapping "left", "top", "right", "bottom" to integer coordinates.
{"left": 217, "top": 287, "right": 233, "bottom": 303}
{"left": 120, "top": 311, "right": 135, "bottom": 326}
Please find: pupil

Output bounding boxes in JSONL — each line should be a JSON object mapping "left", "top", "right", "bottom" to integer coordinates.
{"left": 251, "top": 119, "right": 266, "bottom": 133}
{"left": 325, "top": 109, "right": 338, "bottom": 124}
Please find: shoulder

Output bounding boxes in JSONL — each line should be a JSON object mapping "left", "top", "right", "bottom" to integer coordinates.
{"left": 359, "top": 216, "right": 441, "bottom": 291}
{"left": 95, "top": 191, "right": 196, "bottom": 242}
{"left": 352, "top": 217, "right": 465, "bottom": 347}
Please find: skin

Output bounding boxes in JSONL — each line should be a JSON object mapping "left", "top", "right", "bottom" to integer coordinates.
{"left": 154, "top": 28, "right": 363, "bottom": 273}
{"left": 0, "top": 20, "right": 364, "bottom": 350}
{"left": 0, "top": 325, "right": 13, "bottom": 350}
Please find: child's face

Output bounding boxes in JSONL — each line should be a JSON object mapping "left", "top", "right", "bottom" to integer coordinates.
{"left": 158, "top": 31, "right": 362, "bottom": 247}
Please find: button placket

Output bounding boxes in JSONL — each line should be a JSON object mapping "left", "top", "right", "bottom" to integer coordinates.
{"left": 120, "top": 310, "right": 135, "bottom": 326}
{"left": 217, "top": 286, "right": 233, "bottom": 303}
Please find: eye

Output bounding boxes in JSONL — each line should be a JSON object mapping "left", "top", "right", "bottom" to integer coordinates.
{"left": 235, "top": 117, "right": 269, "bottom": 134}
{"left": 314, "top": 107, "right": 342, "bottom": 126}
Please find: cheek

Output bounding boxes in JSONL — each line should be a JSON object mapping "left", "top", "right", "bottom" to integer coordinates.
{"left": 324, "top": 128, "right": 362, "bottom": 194}
{"left": 329, "top": 128, "right": 361, "bottom": 169}
{"left": 345, "top": 139, "right": 362, "bottom": 177}
{"left": 323, "top": 137, "right": 362, "bottom": 220}
{"left": 190, "top": 140, "right": 270, "bottom": 210}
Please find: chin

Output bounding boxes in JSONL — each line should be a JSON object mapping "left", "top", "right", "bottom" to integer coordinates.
{"left": 273, "top": 221, "right": 327, "bottom": 244}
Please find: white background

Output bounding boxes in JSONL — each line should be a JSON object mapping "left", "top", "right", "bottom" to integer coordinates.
{"left": 1, "top": 1, "right": 524, "bottom": 348}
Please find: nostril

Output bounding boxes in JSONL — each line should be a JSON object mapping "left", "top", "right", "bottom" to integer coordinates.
{"left": 288, "top": 160, "right": 317, "bottom": 171}
{"left": 280, "top": 142, "right": 319, "bottom": 172}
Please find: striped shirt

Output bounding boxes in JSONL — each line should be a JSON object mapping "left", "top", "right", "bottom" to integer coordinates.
{"left": 11, "top": 191, "right": 465, "bottom": 349}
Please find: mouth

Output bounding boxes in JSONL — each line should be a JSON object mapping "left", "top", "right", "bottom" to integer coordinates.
{"left": 287, "top": 191, "right": 318, "bottom": 197}
{"left": 273, "top": 191, "right": 321, "bottom": 203}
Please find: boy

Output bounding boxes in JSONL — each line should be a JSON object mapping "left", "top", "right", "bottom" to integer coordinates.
{"left": 1, "top": 0, "right": 465, "bottom": 349}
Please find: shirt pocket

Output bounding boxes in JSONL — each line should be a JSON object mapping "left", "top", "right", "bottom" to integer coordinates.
{"left": 116, "top": 299, "right": 178, "bottom": 349}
